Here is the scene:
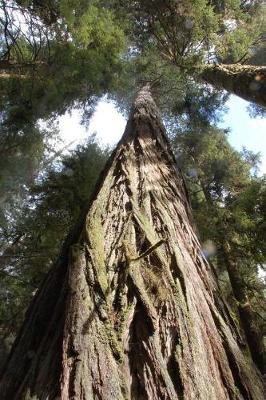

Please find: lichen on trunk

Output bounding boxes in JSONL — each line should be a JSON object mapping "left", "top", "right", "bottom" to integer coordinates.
{"left": 0, "top": 86, "right": 265, "bottom": 399}
{"left": 200, "top": 64, "right": 266, "bottom": 108}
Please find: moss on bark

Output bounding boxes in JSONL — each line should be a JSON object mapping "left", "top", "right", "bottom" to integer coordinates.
{"left": 200, "top": 64, "right": 266, "bottom": 108}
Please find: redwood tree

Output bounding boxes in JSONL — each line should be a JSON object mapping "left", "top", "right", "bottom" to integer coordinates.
{"left": 0, "top": 87, "right": 265, "bottom": 399}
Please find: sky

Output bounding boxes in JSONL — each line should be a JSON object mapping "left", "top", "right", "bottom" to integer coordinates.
{"left": 58, "top": 101, "right": 126, "bottom": 149}
{"left": 58, "top": 95, "right": 266, "bottom": 174}
{"left": 219, "top": 96, "right": 266, "bottom": 174}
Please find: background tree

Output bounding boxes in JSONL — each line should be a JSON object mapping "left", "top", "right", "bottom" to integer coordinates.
{"left": 119, "top": 0, "right": 266, "bottom": 106}
{"left": 0, "top": 0, "right": 125, "bottom": 213}
{"left": 171, "top": 123, "right": 266, "bottom": 371}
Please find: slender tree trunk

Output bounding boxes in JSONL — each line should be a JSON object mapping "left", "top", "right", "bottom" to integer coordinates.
{"left": 0, "top": 73, "right": 28, "bottom": 79}
{"left": 200, "top": 182, "right": 266, "bottom": 373}
{"left": 200, "top": 64, "right": 266, "bottom": 108}
{"left": 0, "top": 61, "right": 47, "bottom": 79}
{"left": 0, "top": 60, "right": 47, "bottom": 70}
{"left": 0, "top": 86, "right": 265, "bottom": 399}
{"left": 219, "top": 243, "right": 266, "bottom": 374}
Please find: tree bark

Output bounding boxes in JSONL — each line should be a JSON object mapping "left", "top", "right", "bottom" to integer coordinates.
{"left": 200, "top": 64, "right": 266, "bottom": 108}
{"left": 0, "top": 86, "right": 265, "bottom": 399}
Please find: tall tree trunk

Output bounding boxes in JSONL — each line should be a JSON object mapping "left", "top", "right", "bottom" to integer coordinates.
{"left": 200, "top": 64, "right": 266, "bottom": 108}
{"left": 0, "top": 86, "right": 265, "bottom": 399}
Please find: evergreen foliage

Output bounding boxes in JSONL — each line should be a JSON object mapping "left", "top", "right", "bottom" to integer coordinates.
{"left": 0, "top": 0, "right": 125, "bottom": 238}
